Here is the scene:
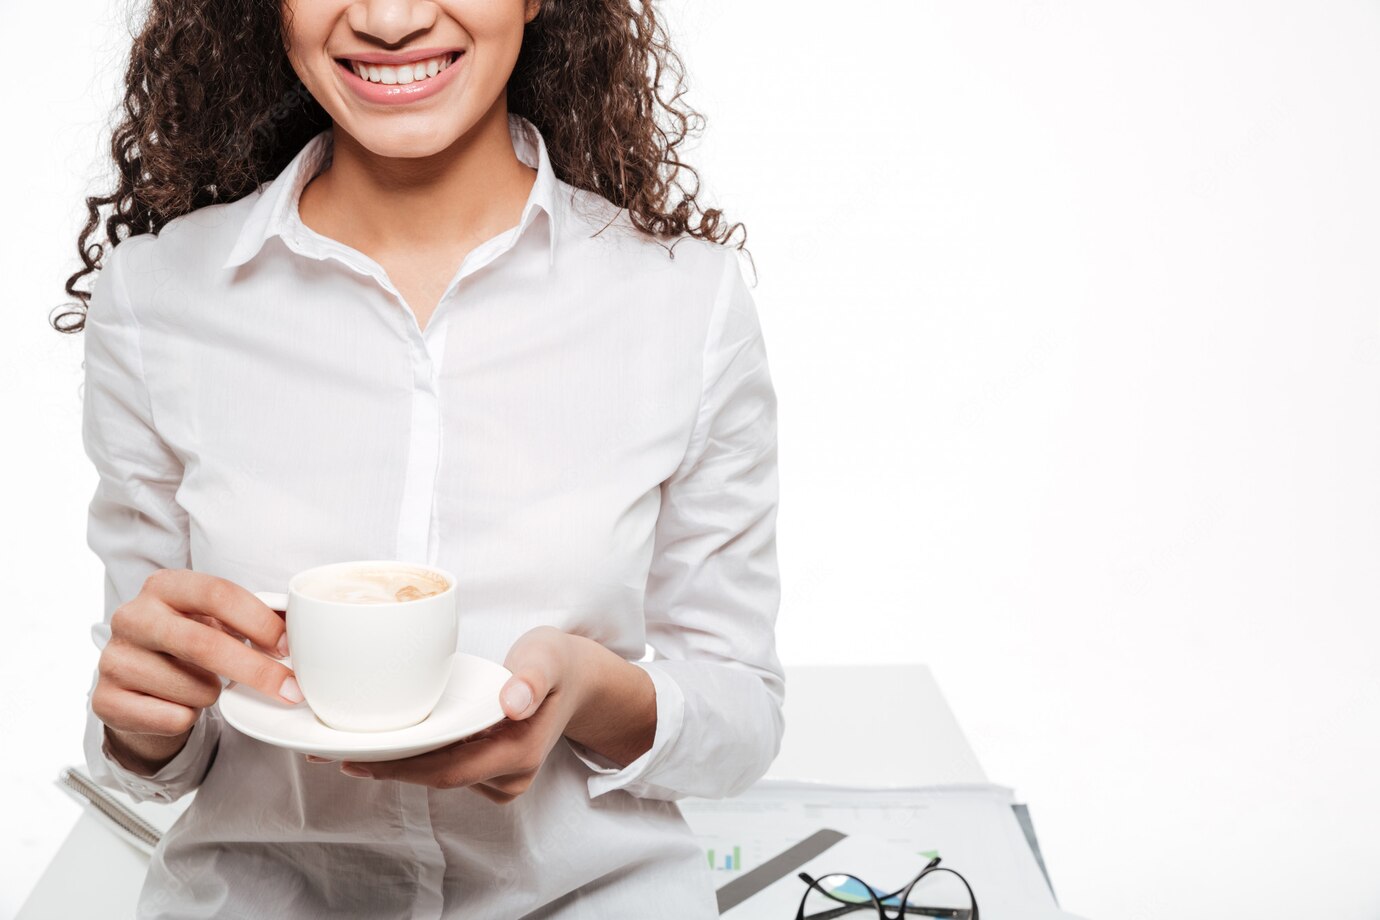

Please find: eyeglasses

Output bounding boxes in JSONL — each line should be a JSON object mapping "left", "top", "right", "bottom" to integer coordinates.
{"left": 794, "top": 856, "right": 979, "bottom": 920}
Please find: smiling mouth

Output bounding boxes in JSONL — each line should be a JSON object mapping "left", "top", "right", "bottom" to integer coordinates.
{"left": 335, "top": 51, "right": 462, "bottom": 86}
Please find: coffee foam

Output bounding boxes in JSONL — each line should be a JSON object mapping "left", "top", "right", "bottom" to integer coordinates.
{"left": 298, "top": 566, "right": 449, "bottom": 605}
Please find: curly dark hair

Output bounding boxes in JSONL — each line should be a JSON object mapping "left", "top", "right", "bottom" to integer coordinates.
{"left": 51, "top": 0, "right": 751, "bottom": 334}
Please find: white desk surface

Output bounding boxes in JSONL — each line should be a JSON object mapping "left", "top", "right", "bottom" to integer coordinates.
{"left": 18, "top": 663, "right": 988, "bottom": 919}
{"left": 18, "top": 811, "right": 150, "bottom": 919}
{"left": 765, "top": 663, "right": 987, "bottom": 787}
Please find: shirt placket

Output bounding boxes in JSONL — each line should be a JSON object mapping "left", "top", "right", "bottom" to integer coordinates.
{"left": 369, "top": 219, "right": 535, "bottom": 565}
{"left": 394, "top": 304, "right": 450, "bottom": 920}
{"left": 284, "top": 223, "right": 531, "bottom": 918}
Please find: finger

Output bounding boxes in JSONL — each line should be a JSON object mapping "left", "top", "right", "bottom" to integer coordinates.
{"left": 456, "top": 724, "right": 502, "bottom": 743}
{"left": 91, "top": 682, "right": 202, "bottom": 738}
{"left": 99, "top": 641, "right": 221, "bottom": 710}
{"left": 185, "top": 612, "right": 285, "bottom": 660}
{"left": 304, "top": 754, "right": 334, "bottom": 763}
{"left": 475, "top": 771, "right": 535, "bottom": 797}
{"left": 469, "top": 783, "right": 518, "bottom": 805}
{"left": 144, "top": 570, "right": 289, "bottom": 658}
{"left": 340, "top": 736, "right": 496, "bottom": 784}
{"left": 120, "top": 599, "right": 303, "bottom": 705}
{"left": 345, "top": 734, "right": 543, "bottom": 789}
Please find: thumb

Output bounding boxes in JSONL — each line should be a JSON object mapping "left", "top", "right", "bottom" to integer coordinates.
{"left": 500, "top": 627, "right": 565, "bottom": 720}
{"left": 500, "top": 674, "right": 541, "bottom": 720}
{"left": 500, "top": 672, "right": 549, "bottom": 720}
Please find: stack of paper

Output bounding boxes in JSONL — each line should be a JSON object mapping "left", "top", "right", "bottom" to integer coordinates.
{"left": 680, "top": 780, "right": 1085, "bottom": 919}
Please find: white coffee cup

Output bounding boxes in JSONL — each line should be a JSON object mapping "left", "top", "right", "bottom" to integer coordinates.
{"left": 253, "top": 560, "right": 459, "bottom": 732}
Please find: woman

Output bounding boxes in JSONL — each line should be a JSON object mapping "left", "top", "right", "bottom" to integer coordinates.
{"left": 55, "top": 0, "right": 783, "bottom": 916}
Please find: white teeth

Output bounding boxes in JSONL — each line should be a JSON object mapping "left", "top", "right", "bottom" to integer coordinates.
{"left": 347, "top": 53, "right": 456, "bottom": 85}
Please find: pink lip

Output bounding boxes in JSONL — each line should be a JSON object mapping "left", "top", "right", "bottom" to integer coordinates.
{"left": 336, "top": 52, "right": 465, "bottom": 106}
{"left": 336, "top": 46, "right": 462, "bottom": 65}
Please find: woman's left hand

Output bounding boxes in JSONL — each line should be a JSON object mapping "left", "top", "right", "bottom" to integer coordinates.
{"left": 313, "top": 626, "right": 588, "bottom": 804}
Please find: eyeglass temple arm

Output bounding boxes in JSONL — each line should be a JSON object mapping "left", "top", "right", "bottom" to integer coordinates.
{"left": 900, "top": 863, "right": 979, "bottom": 920}
{"left": 795, "top": 872, "right": 888, "bottom": 920}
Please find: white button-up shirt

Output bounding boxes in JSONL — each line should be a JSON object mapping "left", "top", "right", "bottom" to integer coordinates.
{"left": 80, "top": 112, "right": 784, "bottom": 919}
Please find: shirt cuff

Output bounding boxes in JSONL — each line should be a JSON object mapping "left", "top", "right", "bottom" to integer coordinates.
{"left": 566, "top": 661, "right": 687, "bottom": 800}
{"left": 92, "top": 705, "right": 219, "bottom": 805}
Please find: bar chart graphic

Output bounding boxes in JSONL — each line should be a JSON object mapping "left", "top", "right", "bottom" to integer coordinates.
{"left": 705, "top": 845, "right": 742, "bottom": 871}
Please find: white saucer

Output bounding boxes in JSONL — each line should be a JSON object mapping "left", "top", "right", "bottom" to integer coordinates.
{"left": 220, "top": 653, "right": 511, "bottom": 763}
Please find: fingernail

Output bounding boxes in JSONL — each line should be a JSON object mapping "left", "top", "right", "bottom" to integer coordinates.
{"left": 340, "top": 763, "right": 372, "bottom": 778}
{"left": 276, "top": 634, "right": 290, "bottom": 657}
{"left": 501, "top": 680, "right": 532, "bottom": 717}
{"left": 279, "top": 676, "right": 304, "bottom": 704}
{"left": 304, "top": 754, "right": 333, "bottom": 763}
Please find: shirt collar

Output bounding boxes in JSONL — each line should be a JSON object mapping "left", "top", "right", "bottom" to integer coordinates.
{"left": 221, "top": 112, "right": 562, "bottom": 272}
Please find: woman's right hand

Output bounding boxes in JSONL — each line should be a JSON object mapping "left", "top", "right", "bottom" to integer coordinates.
{"left": 92, "top": 568, "right": 304, "bottom": 775}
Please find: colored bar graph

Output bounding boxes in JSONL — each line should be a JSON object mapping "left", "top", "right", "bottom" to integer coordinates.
{"left": 705, "top": 845, "right": 742, "bottom": 870}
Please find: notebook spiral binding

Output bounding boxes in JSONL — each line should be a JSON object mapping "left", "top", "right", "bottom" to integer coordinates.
{"left": 58, "top": 766, "right": 163, "bottom": 850}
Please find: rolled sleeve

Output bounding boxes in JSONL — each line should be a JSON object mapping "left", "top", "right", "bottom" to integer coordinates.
{"left": 566, "top": 663, "right": 688, "bottom": 799}
{"left": 573, "top": 248, "right": 785, "bottom": 801}
{"left": 80, "top": 241, "right": 216, "bottom": 804}
{"left": 83, "top": 682, "right": 221, "bottom": 805}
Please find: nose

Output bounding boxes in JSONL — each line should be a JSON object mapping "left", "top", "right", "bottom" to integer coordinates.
{"left": 347, "top": 0, "right": 439, "bottom": 46}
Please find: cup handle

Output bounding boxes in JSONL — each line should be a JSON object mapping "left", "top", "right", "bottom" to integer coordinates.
{"left": 254, "top": 590, "right": 289, "bottom": 612}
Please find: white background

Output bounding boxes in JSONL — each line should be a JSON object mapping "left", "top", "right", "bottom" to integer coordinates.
{"left": 4, "top": 1, "right": 1378, "bottom": 918}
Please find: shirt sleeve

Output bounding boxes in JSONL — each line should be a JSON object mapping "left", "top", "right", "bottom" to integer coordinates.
{"left": 568, "top": 247, "right": 785, "bottom": 801}
{"left": 80, "top": 240, "right": 221, "bottom": 805}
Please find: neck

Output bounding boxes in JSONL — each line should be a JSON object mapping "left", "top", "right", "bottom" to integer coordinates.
{"left": 300, "top": 95, "right": 537, "bottom": 256}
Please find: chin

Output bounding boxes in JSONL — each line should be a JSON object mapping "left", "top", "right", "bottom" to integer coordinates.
{"left": 341, "top": 118, "right": 468, "bottom": 159}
